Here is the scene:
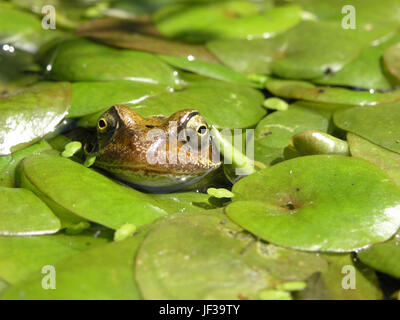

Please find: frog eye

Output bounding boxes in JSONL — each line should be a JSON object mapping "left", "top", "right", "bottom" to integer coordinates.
{"left": 196, "top": 124, "right": 208, "bottom": 136}
{"left": 97, "top": 118, "right": 108, "bottom": 131}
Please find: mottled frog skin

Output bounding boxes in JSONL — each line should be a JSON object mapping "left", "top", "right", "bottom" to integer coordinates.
{"left": 89, "top": 105, "right": 221, "bottom": 192}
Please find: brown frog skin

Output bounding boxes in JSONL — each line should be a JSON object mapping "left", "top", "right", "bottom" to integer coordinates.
{"left": 88, "top": 105, "right": 222, "bottom": 192}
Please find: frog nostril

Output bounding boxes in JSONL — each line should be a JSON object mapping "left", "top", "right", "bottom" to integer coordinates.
{"left": 145, "top": 125, "right": 155, "bottom": 129}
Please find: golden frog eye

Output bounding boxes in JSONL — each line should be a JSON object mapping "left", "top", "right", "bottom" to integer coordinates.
{"left": 196, "top": 124, "right": 208, "bottom": 136}
{"left": 97, "top": 118, "right": 108, "bottom": 131}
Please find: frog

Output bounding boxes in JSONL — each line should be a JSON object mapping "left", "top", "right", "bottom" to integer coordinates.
{"left": 84, "top": 105, "right": 222, "bottom": 192}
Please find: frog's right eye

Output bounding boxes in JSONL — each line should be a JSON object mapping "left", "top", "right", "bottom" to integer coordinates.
{"left": 98, "top": 118, "right": 108, "bottom": 131}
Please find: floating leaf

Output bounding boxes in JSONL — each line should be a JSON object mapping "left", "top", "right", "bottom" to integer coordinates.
{"left": 0, "top": 187, "right": 60, "bottom": 236}
{"left": 1, "top": 231, "right": 146, "bottom": 299}
{"left": 69, "top": 80, "right": 168, "bottom": 118}
{"left": 19, "top": 154, "right": 166, "bottom": 229}
{"left": 226, "top": 155, "right": 400, "bottom": 252}
{"left": 348, "top": 133, "right": 400, "bottom": 186}
{"left": 154, "top": 2, "right": 302, "bottom": 42}
{"left": 78, "top": 79, "right": 266, "bottom": 129}
{"left": 291, "top": 131, "right": 349, "bottom": 156}
{"left": 76, "top": 17, "right": 220, "bottom": 62}
{"left": 314, "top": 34, "right": 399, "bottom": 90}
{"left": 208, "top": 21, "right": 392, "bottom": 78}
{"left": 0, "top": 229, "right": 111, "bottom": 284}
{"left": 383, "top": 41, "right": 400, "bottom": 86}
{"left": 136, "top": 213, "right": 326, "bottom": 299}
{"left": 0, "top": 82, "right": 71, "bottom": 155}
{"left": 358, "top": 233, "right": 400, "bottom": 279}
{"left": 0, "top": 140, "right": 52, "bottom": 187}
{"left": 296, "top": 253, "right": 382, "bottom": 300}
{"left": 266, "top": 79, "right": 400, "bottom": 106}
{"left": 43, "top": 38, "right": 182, "bottom": 88}
{"left": 254, "top": 103, "right": 330, "bottom": 165}
{"left": 334, "top": 103, "right": 400, "bottom": 153}
{"left": 158, "top": 54, "right": 257, "bottom": 87}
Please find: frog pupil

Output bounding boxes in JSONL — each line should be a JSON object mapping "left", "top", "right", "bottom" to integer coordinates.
{"left": 98, "top": 119, "right": 107, "bottom": 129}
{"left": 197, "top": 125, "right": 207, "bottom": 135}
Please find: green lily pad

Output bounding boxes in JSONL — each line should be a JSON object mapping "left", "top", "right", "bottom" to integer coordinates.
{"left": 154, "top": 2, "right": 302, "bottom": 42}
{"left": 296, "top": 253, "right": 382, "bottom": 300}
{"left": 76, "top": 17, "right": 220, "bottom": 62}
{"left": 254, "top": 103, "right": 330, "bottom": 165}
{"left": 151, "top": 192, "right": 220, "bottom": 213}
{"left": 69, "top": 81, "right": 168, "bottom": 118}
{"left": 0, "top": 46, "right": 39, "bottom": 85}
{"left": 314, "top": 34, "right": 399, "bottom": 90}
{"left": 158, "top": 54, "right": 257, "bottom": 87}
{"left": 208, "top": 21, "right": 392, "bottom": 78}
{"left": 19, "top": 154, "right": 166, "bottom": 229}
{"left": 266, "top": 79, "right": 400, "bottom": 106}
{"left": 0, "top": 229, "right": 111, "bottom": 284}
{"left": 383, "top": 42, "right": 400, "bottom": 85}
{"left": 136, "top": 213, "right": 326, "bottom": 299}
{"left": 357, "top": 233, "right": 400, "bottom": 279}
{"left": 0, "top": 140, "right": 52, "bottom": 187}
{"left": 1, "top": 230, "right": 147, "bottom": 299}
{"left": 78, "top": 78, "right": 266, "bottom": 129}
{"left": 226, "top": 155, "right": 400, "bottom": 252}
{"left": 298, "top": 0, "right": 400, "bottom": 28}
{"left": 334, "top": 103, "right": 400, "bottom": 153}
{"left": 348, "top": 133, "right": 400, "bottom": 186}
{"left": 43, "top": 38, "right": 182, "bottom": 88}
{"left": 0, "top": 187, "right": 60, "bottom": 236}
{"left": 0, "top": 82, "right": 71, "bottom": 155}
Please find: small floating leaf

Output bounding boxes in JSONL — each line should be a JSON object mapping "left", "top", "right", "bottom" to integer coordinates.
{"left": 61, "top": 141, "right": 82, "bottom": 158}
{"left": 291, "top": 131, "right": 350, "bottom": 156}
{"left": 114, "top": 223, "right": 137, "bottom": 242}
{"left": 207, "top": 188, "right": 234, "bottom": 199}
{"left": 258, "top": 289, "right": 292, "bottom": 300}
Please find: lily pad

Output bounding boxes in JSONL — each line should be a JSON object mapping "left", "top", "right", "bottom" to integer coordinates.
{"left": 135, "top": 213, "right": 326, "bottom": 299}
{"left": 43, "top": 38, "right": 182, "bottom": 88}
{"left": 19, "top": 154, "right": 166, "bottom": 229}
{"left": 76, "top": 17, "right": 220, "bottom": 62}
{"left": 154, "top": 2, "right": 302, "bottom": 42}
{"left": 334, "top": 103, "right": 400, "bottom": 153}
{"left": 0, "top": 187, "right": 60, "bottom": 236}
{"left": 383, "top": 42, "right": 400, "bottom": 85}
{"left": 254, "top": 103, "right": 330, "bottom": 165}
{"left": 208, "top": 21, "right": 392, "bottom": 78}
{"left": 78, "top": 78, "right": 266, "bottom": 129}
{"left": 226, "top": 155, "right": 400, "bottom": 252}
{"left": 314, "top": 34, "right": 399, "bottom": 90}
{"left": 348, "top": 133, "right": 400, "bottom": 186}
{"left": 296, "top": 253, "right": 382, "bottom": 300}
{"left": 0, "top": 140, "right": 52, "bottom": 187}
{"left": 1, "top": 230, "right": 147, "bottom": 299}
{"left": 0, "top": 82, "right": 71, "bottom": 155}
{"left": 266, "top": 79, "right": 400, "bottom": 106}
{"left": 158, "top": 54, "right": 257, "bottom": 87}
{"left": 357, "top": 233, "right": 400, "bottom": 279}
{"left": 69, "top": 81, "right": 168, "bottom": 118}
{"left": 0, "top": 229, "right": 111, "bottom": 284}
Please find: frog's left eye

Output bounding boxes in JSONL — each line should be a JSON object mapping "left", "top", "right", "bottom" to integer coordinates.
{"left": 196, "top": 124, "right": 208, "bottom": 136}
{"left": 97, "top": 118, "right": 108, "bottom": 131}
